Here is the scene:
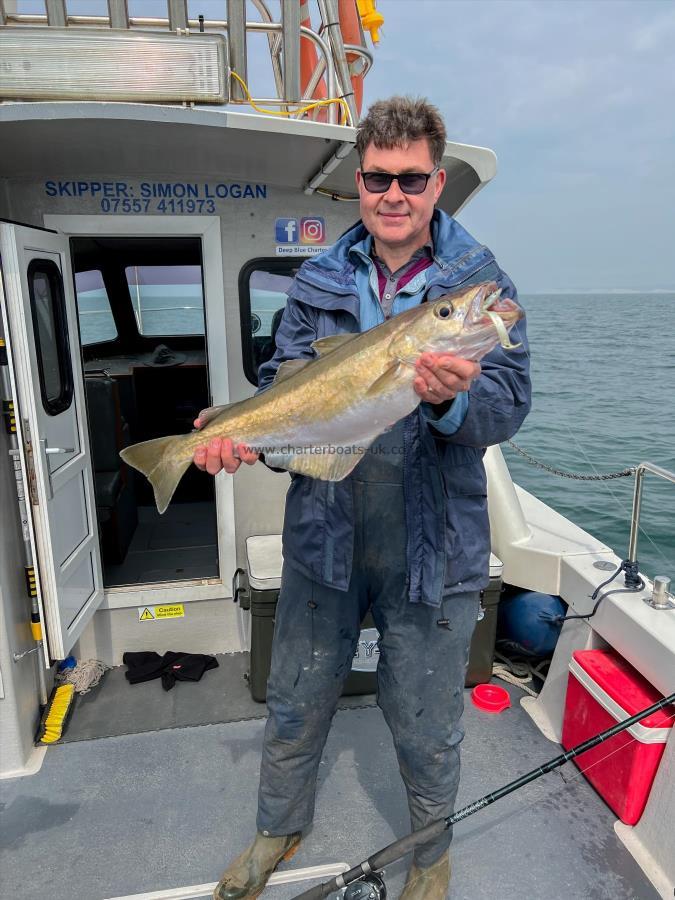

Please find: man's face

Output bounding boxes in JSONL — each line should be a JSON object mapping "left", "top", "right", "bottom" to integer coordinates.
{"left": 356, "top": 138, "right": 446, "bottom": 254}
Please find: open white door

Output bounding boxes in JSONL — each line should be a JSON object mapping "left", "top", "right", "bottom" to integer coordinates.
{"left": 0, "top": 223, "right": 104, "bottom": 660}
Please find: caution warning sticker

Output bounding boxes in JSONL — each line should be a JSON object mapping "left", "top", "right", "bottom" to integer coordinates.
{"left": 138, "top": 604, "right": 185, "bottom": 622}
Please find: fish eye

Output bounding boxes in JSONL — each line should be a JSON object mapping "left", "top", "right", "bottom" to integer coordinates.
{"left": 434, "top": 302, "right": 453, "bottom": 319}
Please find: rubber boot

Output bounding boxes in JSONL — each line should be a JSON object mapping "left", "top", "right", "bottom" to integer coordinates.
{"left": 399, "top": 851, "right": 450, "bottom": 900}
{"left": 213, "top": 831, "right": 302, "bottom": 900}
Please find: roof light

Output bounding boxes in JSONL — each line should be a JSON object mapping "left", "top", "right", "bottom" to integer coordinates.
{"left": 0, "top": 28, "right": 229, "bottom": 104}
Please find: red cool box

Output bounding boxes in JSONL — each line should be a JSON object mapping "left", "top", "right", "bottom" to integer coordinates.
{"left": 562, "top": 649, "right": 674, "bottom": 825}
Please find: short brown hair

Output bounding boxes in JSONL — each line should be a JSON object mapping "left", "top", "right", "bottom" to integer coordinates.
{"left": 355, "top": 96, "right": 447, "bottom": 167}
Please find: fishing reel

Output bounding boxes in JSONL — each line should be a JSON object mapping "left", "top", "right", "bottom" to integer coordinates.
{"left": 343, "top": 871, "right": 386, "bottom": 900}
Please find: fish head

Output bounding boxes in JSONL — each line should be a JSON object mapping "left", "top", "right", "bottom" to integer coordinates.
{"left": 391, "top": 281, "right": 524, "bottom": 363}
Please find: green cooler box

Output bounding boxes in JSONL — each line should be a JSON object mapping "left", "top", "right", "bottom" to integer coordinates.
{"left": 239, "top": 535, "right": 378, "bottom": 702}
{"left": 238, "top": 536, "right": 502, "bottom": 701}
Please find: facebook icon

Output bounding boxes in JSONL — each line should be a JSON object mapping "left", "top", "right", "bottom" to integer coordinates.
{"left": 275, "top": 218, "right": 298, "bottom": 243}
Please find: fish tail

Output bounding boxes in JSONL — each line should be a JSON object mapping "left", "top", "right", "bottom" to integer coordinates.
{"left": 120, "top": 435, "right": 192, "bottom": 515}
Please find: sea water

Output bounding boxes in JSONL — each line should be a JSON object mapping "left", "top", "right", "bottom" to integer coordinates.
{"left": 508, "top": 293, "right": 674, "bottom": 580}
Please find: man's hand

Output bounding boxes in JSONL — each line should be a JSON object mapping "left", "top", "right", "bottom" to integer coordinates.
{"left": 413, "top": 353, "right": 481, "bottom": 404}
{"left": 192, "top": 419, "right": 259, "bottom": 475}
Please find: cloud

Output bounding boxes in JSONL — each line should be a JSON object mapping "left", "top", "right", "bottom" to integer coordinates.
{"left": 633, "top": 7, "right": 675, "bottom": 51}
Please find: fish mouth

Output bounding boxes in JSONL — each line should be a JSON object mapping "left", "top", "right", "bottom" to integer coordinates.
{"left": 464, "top": 285, "right": 523, "bottom": 352}
{"left": 479, "top": 289, "right": 523, "bottom": 326}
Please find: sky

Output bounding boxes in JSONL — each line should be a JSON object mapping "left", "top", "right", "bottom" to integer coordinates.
{"left": 358, "top": 0, "right": 675, "bottom": 293}
{"left": 15, "top": 0, "right": 675, "bottom": 292}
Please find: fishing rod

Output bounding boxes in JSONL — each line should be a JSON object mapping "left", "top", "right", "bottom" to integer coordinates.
{"left": 292, "top": 691, "right": 675, "bottom": 900}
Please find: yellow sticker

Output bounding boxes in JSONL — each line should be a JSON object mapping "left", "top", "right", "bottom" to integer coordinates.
{"left": 138, "top": 604, "right": 185, "bottom": 621}
{"left": 155, "top": 604, "right": 185, "bottom": 619}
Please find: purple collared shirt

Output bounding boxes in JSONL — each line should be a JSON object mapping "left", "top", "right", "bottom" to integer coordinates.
{"left": 372, "top": 242, "right": 435, "bottom": 318}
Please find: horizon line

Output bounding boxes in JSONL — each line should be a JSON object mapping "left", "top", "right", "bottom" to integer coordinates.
{"left": 521, "top": 288, "right": 675, "bottom": 296}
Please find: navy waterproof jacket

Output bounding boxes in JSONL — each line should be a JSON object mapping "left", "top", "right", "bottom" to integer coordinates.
{"left": 257, "top": 210, "right": 531, "bottom": 606}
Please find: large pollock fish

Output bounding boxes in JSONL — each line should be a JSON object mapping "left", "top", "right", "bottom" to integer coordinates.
{"left": 120, "top": 281, "right": 523, "bottom": 513}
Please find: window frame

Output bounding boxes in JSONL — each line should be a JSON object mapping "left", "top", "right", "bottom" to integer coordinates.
{"left": 27, "top": 258, "right": 74, "bottom": 416}
{"left": 238, "top": 256, "right": 307, "bottom": 386}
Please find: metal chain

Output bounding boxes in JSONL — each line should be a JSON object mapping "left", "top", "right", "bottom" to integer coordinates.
{"left": 505, "top": 440, "right": 636, "bottom": 481}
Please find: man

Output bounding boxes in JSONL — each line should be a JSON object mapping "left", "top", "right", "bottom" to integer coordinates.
{"left": 195, "top": 97, "right": 531, "bottom": 900}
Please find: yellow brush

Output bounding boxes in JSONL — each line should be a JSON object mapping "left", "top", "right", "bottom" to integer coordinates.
{"left": 37, "top": 684, "right": 75, "bottom": 744}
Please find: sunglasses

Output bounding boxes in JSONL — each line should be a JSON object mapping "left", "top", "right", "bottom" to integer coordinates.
{"left": 360, "top": 167, "right": 440, "bottom": 195}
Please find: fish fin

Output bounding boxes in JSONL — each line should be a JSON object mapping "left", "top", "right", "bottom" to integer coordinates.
{"left": 387, "top": 332, "right": 419, "bottom": 363}
{"left": 365, "top": 362, "right": 409, "bottom": 398}
{"left": 273, "top": 358, "right": 312, "bottom": 384}
{"left": 311, "top": 334, "right": 358, "bottom": 357}
{"left": 120, "top": 435, "right": 192, "bottom": 515}
{"left": 264, "top": 445, "right": 370, "bottom": 481}
{"left": 195, "top": 404, "right": 230, "bottom": 428}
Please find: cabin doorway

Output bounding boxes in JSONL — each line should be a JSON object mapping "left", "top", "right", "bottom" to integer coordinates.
{"left": 44, "top": 215, "right": 236, "bottom": 609}
{"left": 70, "top": 235, "right": 218, "bottom": 589}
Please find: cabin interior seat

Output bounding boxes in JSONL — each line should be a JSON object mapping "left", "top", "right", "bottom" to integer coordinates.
{"left": 85, "top": 375, "right": 138, "bottom": 564}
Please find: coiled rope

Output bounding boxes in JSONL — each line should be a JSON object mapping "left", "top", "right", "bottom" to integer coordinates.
{"left": 491, "top": 652, "right": 550, "bottom": 697}
{"left": 55, "top": 659, "right": 108, "bottom": 694}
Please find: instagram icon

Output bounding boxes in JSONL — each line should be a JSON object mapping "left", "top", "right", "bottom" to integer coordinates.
{"left": 300, "top": 217, "right": 326, "bottom": 245}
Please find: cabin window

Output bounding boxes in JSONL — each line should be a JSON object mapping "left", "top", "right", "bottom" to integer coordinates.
{"left": 239, "top": 258, "right": 304, "bottom": 385}
{"left": 125, "top": 264, "right": 205, "bottom": 336}
{"left": 27, "top": 259, "right": 74, "bottom": 416}
{"left": 75, "top": 269, "right": 117, "bottom": 345}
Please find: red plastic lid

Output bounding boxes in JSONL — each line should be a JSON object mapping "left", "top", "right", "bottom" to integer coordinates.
{"left": 572, "top": 650, "right": 675, "bottom": 729}
{"left": 471, "top": 683, "right": 511, "bottom": 713}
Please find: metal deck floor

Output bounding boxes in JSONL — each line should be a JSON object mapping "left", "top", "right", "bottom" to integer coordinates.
{"left": 0, "top": 684, "right": 657, "bottom": 900}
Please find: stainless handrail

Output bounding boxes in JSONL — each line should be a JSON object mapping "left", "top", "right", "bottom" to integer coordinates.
{"left": 317, "top": 0, "right": 359, "bottom": 125}
{"left": 45, "top": 0, "right": 67, "bottom": 27}
{"left": 226, "top": 0, "right": 248, "bottom": 103}
{"left": 250, "top": 0, "right": 285, "bottom": 103}
{"left": 280, "top": 0, "right": 301, "bottom": 103}
{"left": 302, "top": 57, "right": 328, "bottom": 110}
{"left": 343, "top": 43, "right": 373, "bottom": 76}
{"left": 627, "top": 463, "right": 675, "bottom": 579}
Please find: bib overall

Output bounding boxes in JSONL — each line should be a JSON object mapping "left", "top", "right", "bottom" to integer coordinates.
{"left": 257, "top": 419, "right": 480, "bottom": 867}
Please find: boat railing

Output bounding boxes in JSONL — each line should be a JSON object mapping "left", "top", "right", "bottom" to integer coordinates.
{"left": 0, "top": 0, "right": 378, "bottom": 125}
{"left": 627, "top": 462, "right": 675, "bottom": 601}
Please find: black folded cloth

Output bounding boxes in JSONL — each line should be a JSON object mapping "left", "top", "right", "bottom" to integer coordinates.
{"left": 123, "top": 651, "right": 219, "bottom": 691}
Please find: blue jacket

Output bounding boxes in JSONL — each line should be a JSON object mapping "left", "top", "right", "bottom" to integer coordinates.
{"left": 258, "top": 210, "right": 531, "bottom": 605}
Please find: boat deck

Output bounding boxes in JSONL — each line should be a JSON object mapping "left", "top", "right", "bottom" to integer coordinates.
{"left": 0, "top": 681, "right": 657, "bottom": 900}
